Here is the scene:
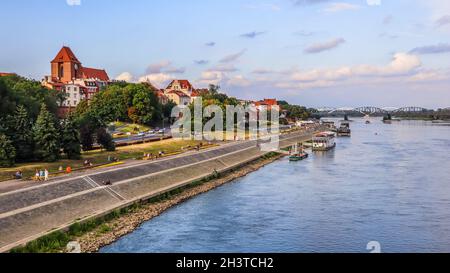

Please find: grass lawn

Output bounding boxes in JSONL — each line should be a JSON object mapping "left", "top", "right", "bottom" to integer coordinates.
{"left": 0, "top": 138, "right": 203, "bottom": 182}
{"left": 111, "top": 122, "right": 152, "bottom": 138}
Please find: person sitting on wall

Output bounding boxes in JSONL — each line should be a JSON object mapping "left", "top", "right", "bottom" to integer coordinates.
{"left": 14, "top": 170, "right": 23, "bottom": 180}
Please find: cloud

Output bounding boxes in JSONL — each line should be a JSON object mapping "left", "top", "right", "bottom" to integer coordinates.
{"left": 219, "top": 49, "right": 247, "bottom": 63}
{"left": 208, "top": 64, "right": 239, "bottom": 73}
{"left": 115, "top": 72, "right": 135, "bottom": 82}
{"left": 274, "top": 52, "right": 422, "bottom": 90}
{"left": 436, "top": 15, "right": 450, "bottom": 27}
{"left": 240, "top": 31, "right": 266, "bottom": 39}
{"left": 304, "top": 38, "right": 345, "bottom": 54}
{"left": 252, "top": 69, "right": 276, "bottom": 74}
{"left": 323, "top": 3, "right": 360, "bottom": 13}
{"left": 227, "top": 75, "right": 251, "bottom": 87}
{"left": 194, "top": 60, "right": 209, "bottom": 65}
{"left": 145, "top": 60, "right": 185, "bottom": 74}
{"left": 366, "top": 0, "right": 381, "bottom": 6}
{"left": 410, "top": 43, "right": 450, "bottom": 55}
{"left": 138, "top": 73, "right": 174, "bottom": 87}
{"left": 146, "top": 60, "right": 171, "bottom": 74}
{"left": 205, "top": 42, "right": 216, "bottom": 47}
{"left": 66, "top": 0, "right": 81, "bottom": 6}
{"left": 164, "top": 67, "right": 186, "bottom": 74}
{"left": 408, "top": 69, "right": 450, "bottom": 82}
{"left": 197, "top": 71, "right": 225, "bottom": 85}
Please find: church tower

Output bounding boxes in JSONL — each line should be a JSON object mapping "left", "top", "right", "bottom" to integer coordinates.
{"left": 51, "top": 46, "right": 82, "bottom": 83}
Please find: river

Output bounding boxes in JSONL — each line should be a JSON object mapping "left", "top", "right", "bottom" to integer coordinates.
{"left": 101, "top": 118, "right": 450, "bottom": 253}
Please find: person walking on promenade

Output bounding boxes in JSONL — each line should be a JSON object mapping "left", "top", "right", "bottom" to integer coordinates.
{"left": 44, "top": 169, "right": 49, "bottom": 181}
{"left": 35, "top": 170, "right": 40, "bottom": 181}
{"left": 39, "top": 169, "right": 45, "bottom": 181}
{"left": 66, "top": 166, "right": 72, "bottom": 174}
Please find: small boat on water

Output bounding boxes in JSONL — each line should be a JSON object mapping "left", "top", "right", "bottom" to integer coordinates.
{"left": 337, "top": 122, "right": 351, "bottom": 137}
{"left": 383, "top": 114, "right": 401, "bottom": 123}
{"left": 366, "top": 120, "right": 371, "bottom": 124}
{"left": 289, "top": 143, "right": 309, "bottom": 161}
{"left": 312, "top": 132, "right": 336, "bottom": 151}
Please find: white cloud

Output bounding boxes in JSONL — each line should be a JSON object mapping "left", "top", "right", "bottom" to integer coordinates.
{"left": 115, "top": 72, "right": 135, "bottom": 82}
{"left": 196, "top": 71, "right": 225, "bottom": 86}
{"left": 227, "top": 75, "right": 251, "bottom": 87}
{"left": 272, "top": 52, "right": 423, "bottom": 90}
{"left": 146, "top": 60, "right": 171, "bottom": 74}
{"left": 304, "top": 38, "right": 345, "bottom": 54}
{"left": 408, "top": 70, "right": 450, "bottom": 82}
{"left": 138, "top": 73, "right": 174, "bottom": 87}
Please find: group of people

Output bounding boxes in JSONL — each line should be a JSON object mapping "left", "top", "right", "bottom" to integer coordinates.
{"left": 34, "top": 169, "right": 49, "bottom": 181}
{"left": 143, "top": 151, "right": 165, "bottom": 160}
{"left": 83, "top": 159, "right": 93, "bottom": 167}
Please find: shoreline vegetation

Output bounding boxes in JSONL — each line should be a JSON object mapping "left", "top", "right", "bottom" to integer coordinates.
{"left": 10, "top": 152, "right": 283, "bottom": 253}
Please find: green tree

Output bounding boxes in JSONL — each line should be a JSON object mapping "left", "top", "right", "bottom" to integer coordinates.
{"left": 78, "top": 113, "right": 100, "bottom": 151}
{"left": 9, "top": 105, "right": 34, "bottom": 162}
{"left": 132, "top": 86, "right": 160, "bottom": 125}
{"left": 0, "top": 134, "right": 16, "bottom": 167}
{"left": 32, "top": 104, "right": 61, "bottom": 162}
{"left": 96, "top": 128, "right": 115, "bottom": 151}
{"left": 0, "top": 75, "right": 59, "bottom": 120}
{"left": 61, "top": 116, "right": 81, "bottom": 159}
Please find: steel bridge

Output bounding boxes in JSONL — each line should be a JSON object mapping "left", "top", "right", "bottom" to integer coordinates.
{"left": 317, "top": 106, "right": 432, "bottom": 115}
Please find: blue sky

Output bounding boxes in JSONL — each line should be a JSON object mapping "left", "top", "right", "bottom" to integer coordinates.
{"left": 1, "top": 0, "right": 450, "bottom": 108}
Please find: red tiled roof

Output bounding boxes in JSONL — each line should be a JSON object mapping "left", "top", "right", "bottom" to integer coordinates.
{"left": 0, "top": 72, "right": 16, "bottom": 77}
{"left": 51, "top": 46, "right": 81, "bottom": 64}
{"left": 167, "top": 79, "right": 194, "bottom": 90}
{"left": 80, "top": 67, "right": 109, "bottom": 81}
{"left": 255, "top": 99, "right": 278, "bottom": 106}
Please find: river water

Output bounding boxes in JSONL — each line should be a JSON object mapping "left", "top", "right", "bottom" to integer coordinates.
{"left": 101, "top": 119, "right": 450, "bottom": 253}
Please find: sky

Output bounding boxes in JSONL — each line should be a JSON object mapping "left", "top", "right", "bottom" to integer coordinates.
{"left": 0, "top": 0, "right": 450, "bottom": 109}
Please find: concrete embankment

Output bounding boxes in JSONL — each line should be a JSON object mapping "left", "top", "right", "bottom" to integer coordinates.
{"left": 79, "top": 153, "right": 285, "bottom": 252}
{"left": 0, "top": 128, "right": 320, "bottom": 252}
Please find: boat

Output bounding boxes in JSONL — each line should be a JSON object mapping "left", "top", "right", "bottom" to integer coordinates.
{"left": 383, "top": 114, "right": 401, "bottom": 123}
{"left": 312, "top": 132, "right": 336, "bottom": 151}
{"left": 321, "top": 120, "right": 337, "bottom": 132}
{"left": 289, "top": 143, "right": 309, "bottom": 161}
{"left": 365, "top": 120, "right": 371, "bottom": 124}
{"left": 337, "top": 122, "right": 351, "bottom": 137}
{"left": 302, "top": 140, "right": 313, "bottom": 148}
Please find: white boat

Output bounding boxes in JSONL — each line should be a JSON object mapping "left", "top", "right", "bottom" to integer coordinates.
{"left": 312, "top": 131, "right": 336, "bottom": 151}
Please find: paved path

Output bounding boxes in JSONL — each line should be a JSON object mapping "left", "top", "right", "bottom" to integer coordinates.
{"left": 0, "top": 128, "right": 320, "bottom": 252}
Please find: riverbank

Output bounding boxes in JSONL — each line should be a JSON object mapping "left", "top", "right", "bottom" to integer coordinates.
{"left": 9, "top": 151, "right": 284, "bottom": 253}
{"left": 76, "top": 152, "right": 284, "bottom": 252}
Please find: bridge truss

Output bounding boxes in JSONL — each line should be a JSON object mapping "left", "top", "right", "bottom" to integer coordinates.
{"left": 318, "top": 106, "right": 431, "bottom": 115}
